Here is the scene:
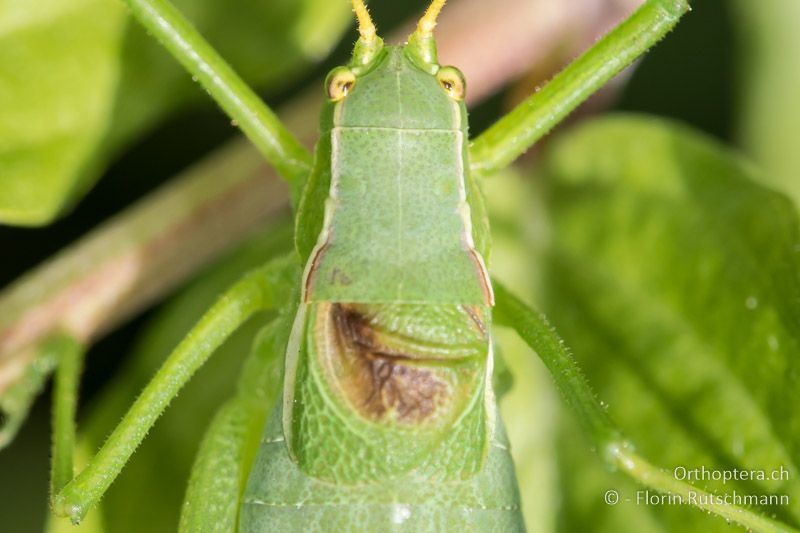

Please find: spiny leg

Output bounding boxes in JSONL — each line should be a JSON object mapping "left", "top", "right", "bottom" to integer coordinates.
{"left": 491, "top": 281, "right": 794, "bottom": 532}
{"left": 119, "top": 0, "right": 312, "bottom": 190}
{"left": 180, "top": 399, "right": 262, "bottom": 533}
{"left": 469, "top": 0, "right": 690, "bottom": 177}
{"left": 52, "top": 255, "right": 298, "bottom": 524}
{"left": 0, "top": 336, "right": 73, "bottom": 449}
{"left": 180, "top": 315, "right": 290, "bottom": 532}
{"left": 49, "top": 335, "right": 85, "bottom": 499}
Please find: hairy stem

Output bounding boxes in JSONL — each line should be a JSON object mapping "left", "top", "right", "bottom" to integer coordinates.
{"left": 120, "top": 0, "right": 312, "bottom": 185}
{"left": 493, "top": 282, "right": 795, "bottom": 533}
{"left": 469, "top": 0, "right": 689, "bottom": 177}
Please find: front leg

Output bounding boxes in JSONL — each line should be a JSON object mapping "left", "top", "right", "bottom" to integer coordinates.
{"left": 49, "top": 334, "right": 85, "bottom": 500}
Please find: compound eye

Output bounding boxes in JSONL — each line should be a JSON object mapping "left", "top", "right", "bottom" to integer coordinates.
{"left": 326, "top": 67, "right": 357, "bottom": 101}
{"left": 436, "top": 66, "right": 466, "bottom": 101}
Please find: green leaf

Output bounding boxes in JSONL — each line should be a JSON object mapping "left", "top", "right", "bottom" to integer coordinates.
{"left": 50, "top": 220, "right": 292, "bottom": 533}
{"left": 541, "top": 115, "right": 800, "bottom": 529}
{"left": 0, "top": 0, "right": 127, "bottom": 225}
{"left": 0, "top": 0, "right": 350, "bottom": 226}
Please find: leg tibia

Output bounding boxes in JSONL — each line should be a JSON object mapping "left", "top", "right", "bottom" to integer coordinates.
{"left": 179, "top": 398, "right": 262, "bottom": 533}
{"left": 50, "top": 335, "right": 85, "bottom": 500}
{"left": 52, "top": 256, "right": 298, "bottom": 524}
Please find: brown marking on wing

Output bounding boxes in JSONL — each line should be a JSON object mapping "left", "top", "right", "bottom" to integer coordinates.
{"left": 303, "top": 242, "right": 329, "bottom": 302}
{"left": 467, "top": 248, "right": 494, "bottom": 306}
{"left": 329, "top": 304, "right": 448, "bottom": 423}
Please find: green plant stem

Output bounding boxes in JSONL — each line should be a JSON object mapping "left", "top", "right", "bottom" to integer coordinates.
{"left": 50, "top": 335, "right": 85, "bottom": 497}
{"left": 469, "top": 0, "right": 689, "bottom": 177}
{"left": 120, "top": 0, "right": 312, "bottom": 185}
{"left": 52, "top": 257, "right": 296, "bottom": 524}
{"left": 493, "top": 281, "right": 796, "bottom": 533}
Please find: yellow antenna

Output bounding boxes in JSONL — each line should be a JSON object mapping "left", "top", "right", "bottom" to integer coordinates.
{"left": 417, "top": 0, "right": 447, "bottom": 36}
{"left": 351, "top": 0, "right": 377, "bottom": 43}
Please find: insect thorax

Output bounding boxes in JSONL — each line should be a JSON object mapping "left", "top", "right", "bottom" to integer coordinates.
{"left": 300, "top": 46, "right": 492, "bottom": 306}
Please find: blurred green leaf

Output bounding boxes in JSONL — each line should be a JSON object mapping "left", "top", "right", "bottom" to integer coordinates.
{"left": 0, "top": 0, "right": 350, "bottom": 226}
{"left": 0, "top": 0, "right": 127, "bottom": 225}
{"left": 49, "top": 220, "right": 292, "bottom": 533}
{"left": 541, "top": 115, "right": 800, "bottom": 530}
{"left": 733, "top": 0, "right": 800, "bottom": 206}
